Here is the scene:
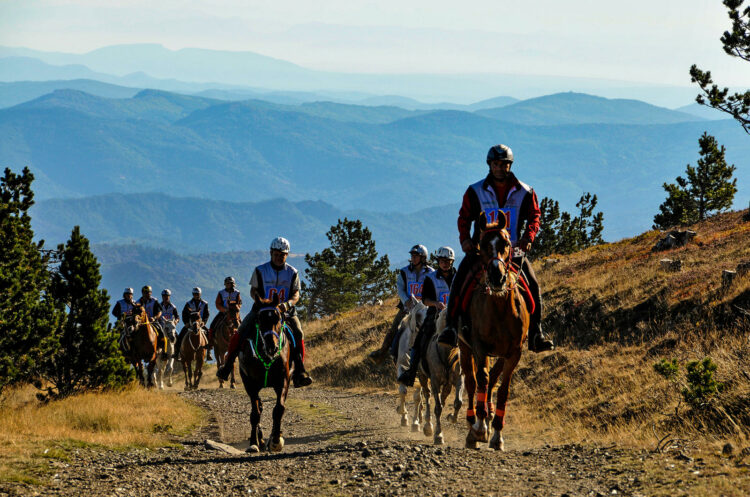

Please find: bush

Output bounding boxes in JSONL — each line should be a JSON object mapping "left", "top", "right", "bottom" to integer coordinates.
{"left": 654, "top": 358, "right": 680, "bottom": 381}
{"left": 682, "top": 357, "right": 725, "bottom": 408}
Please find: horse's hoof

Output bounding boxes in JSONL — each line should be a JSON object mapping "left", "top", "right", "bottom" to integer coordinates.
{"left": 246, "top": 445, "right": 260, "bottom": 453}
{"left": 411, "top": 422, "right": 420, "bottom": 433}
{"left": 401, "top": 416, "right": 408, "bottom": 427}
{"left": 269, "top": 437, "right": 284, "bottom": 452}
{"left": 446, "top": 414, "right": 455, "bottom": 423}
{"left": 230, "top": 384, "right": 236, "bottom": 389}
{"left": 423, "top": 424, "right": 434, "bottom": 437}
{"left": 489, "top": 432, "right": 504, "bottom": 451}
{"left": 218, "top": 383, "right": 224, "bottom": 389}
{"left": 465, "top": 432, "right": 479, "bottom": 450}
{"left": 434, "top": 433, "right": 444, "bottom": 445}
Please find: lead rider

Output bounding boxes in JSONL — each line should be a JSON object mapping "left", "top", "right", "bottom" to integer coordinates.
{"left": 217, "top": 237, "right": 312, "bottom": 388}
{"left": 438, "top": 144, "right": 554, "bottom": 353}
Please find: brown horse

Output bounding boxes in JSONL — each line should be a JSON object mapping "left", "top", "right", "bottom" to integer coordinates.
{"left": 237, "top": 294, "right": 292, "bottom": 453}
{"left": 121, "top": 306, "right": 159, "bottom": 388}
{"left": 460, "top": 220, "right": 530, "bottom": 451}
{"left": 181, "top": 312, "right": 207, "bottom": 390}
{"left": 214, "top": 300, "right": 241, "bottom": 389}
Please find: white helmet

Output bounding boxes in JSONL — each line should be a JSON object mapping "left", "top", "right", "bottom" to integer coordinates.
{"left": 192, "top": 287, "right": 202, "bottom": 295}
{"left": 436, "top": 246, "right": 455, "bottom": 261}
{"left": 161, "top": 289, "right": 171, "bottom": 296}
{"left": 123, "top": 287, "right": 134, "bottom": 295}
{"left": 409, "top": 244, "right": 428, "bottom": 258}
{"left": 270, "top": 236, "right": 290, "bottom": 254}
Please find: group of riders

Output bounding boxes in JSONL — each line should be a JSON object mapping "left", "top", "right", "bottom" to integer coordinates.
{"left": 111, "top": 142, "right": 553, "bottom": 390}
{"left": 369, "top": 143, "right": 555, "bottom": 386}
{"left": 111, "top": 236, "right": 313, "bottom": 388}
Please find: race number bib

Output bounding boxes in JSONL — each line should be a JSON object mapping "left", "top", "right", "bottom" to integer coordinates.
{"left": 438, "top": 291, "right": 449, "bottom": 305}
{"left": 265, "top": 286, "right": 287, "bottom": 302}
{"left": 408, "top": 281, "right": 424, "bottom": 299}
{"left": 483, "top": 207, "right": 514, "bottom": 230}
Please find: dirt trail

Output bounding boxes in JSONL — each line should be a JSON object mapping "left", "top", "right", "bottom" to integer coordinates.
{"left": 2, "top": 385, "right": 745, "bottom": 497}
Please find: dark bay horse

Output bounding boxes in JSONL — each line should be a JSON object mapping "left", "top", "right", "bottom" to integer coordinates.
{"left": 181, "top": 311, "right": 207, "bottom": 390}
{"left": 121, "top": 306, "right": 159, "bottom": 387}
{"left": 214, "top": 300, "right": 241, "bottom": 389}
{"left": 460, "top": 218, "right": 531, "bottom": 450}
{"left": 237, "top": 294, "right": 292, "bottom": 453}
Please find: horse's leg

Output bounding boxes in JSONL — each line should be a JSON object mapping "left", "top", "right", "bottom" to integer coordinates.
{"left": 490, "top": 350, "right": 522, "bottom": 451}
{"left": 230, "top": 363, "right": 236, "bottom": 389}
{"left": 147, "top": 360, "right": 156, "bottom": 388}
{"left": 449, "top": 373, "right": 464, "bottom": 424}
{"left": 487, "top": 358, "right": 504, "bottom": 422}
{"left": 183, "top": 360, "right": 190, "bottom": 390}
{"left": 216, "top": 350, "right": 224, "bottom": 388}
{"left": 431, "top": 378, "right": 445, "bottom": 444}
{"left": 136, "top": 361, "right": 145, "bottom": 387}
{"left": 419, "top": 373, "right": 433, "bottom": 437}
{"left": 247, "top": 388, "right": 262, "bottom": 453}
{"left": 166, "top": 358, "right": 174, "bottom": 387}
{"left": 411, "top": 384, "right": 422, "bottom": 433}
{"left": 194, "top": 353, "right": 203, "bottom": 389}
{"left": 459, "top": 341, "right": 479, "bottom": 449}
{"left": 268, "top": 381, "right": 286, "bottom": 452}
{"left": 471, "top": 353, "right": 490, "bottom": 443}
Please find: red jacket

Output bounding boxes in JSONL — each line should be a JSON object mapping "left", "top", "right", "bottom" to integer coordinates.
{"left": 458, "top": 172, "right": 541, "bottom": 250}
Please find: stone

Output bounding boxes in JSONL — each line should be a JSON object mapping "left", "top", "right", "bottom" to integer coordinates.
{"left": 653, "top": 230, "right": 696, "bottom": 252}
{"left": 722, "top": 442, "right": 734, "bottom": 456}
{"left": 722, "top": 270, "right": 737, "bottom": 290}
{"left": 736, "top": 261, "right": 750, "bottom": 276}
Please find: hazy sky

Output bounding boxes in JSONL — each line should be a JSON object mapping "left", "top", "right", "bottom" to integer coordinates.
{"left": 2, "top": 0, "right": 749, "bottom": 86}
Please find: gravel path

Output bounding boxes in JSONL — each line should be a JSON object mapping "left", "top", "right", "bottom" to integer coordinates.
{"left": 2, "top": 385, "right": 745, "bottom": 497}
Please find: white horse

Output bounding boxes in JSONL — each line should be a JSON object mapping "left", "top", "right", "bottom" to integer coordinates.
{"left": 417, "top": 308, "right": 464, "bottom": 444}
{"left": 156, "top": 318, "right": 177, "bottom": 389}
{"left": 396, "top": 296, "right": 428, "bottom": 432}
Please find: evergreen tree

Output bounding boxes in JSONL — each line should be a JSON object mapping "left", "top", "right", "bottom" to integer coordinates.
{"left": 653, "top": 133, "right": 737, "bottom": 229}
{"left": 0, "top": 167, "right": 59, "bottom": 394}
{"left": 302, "top": 218, "right": 395, "bottom": 317}
{"left": 531, "top": 193, "right": 604, "bottom": 258}
{"left": 39, "top": 226, "right": 132, "bottom": 399}
{"left": 690, "top": 1, "right": 750, "bottom": 133}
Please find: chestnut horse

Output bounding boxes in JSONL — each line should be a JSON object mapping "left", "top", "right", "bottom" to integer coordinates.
{"left": 237, "top": 294, "right": 292, "bottom": 453}
{"left": 213, "top": 300, "right": 241, "bottom": 389}
{"left": 460, "top": 220, "right": 530, "bottom": 451}
{"left": 181, "top": 312, "right": 207, "bottom": 390}
{"left": 121, "top": 306, "right": 159, "bottom": 387}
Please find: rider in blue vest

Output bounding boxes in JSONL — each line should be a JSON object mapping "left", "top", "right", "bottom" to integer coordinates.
{"left": 207, "top": 276, "right": 243, "bottom": 361}
{"left": 160, "top": 289, "right": 179, "bottom": 325}
{"left": 111, "top": 287, "right": 135, "bottom": 320}
{"left": 217, "top": 237, "right": 312, "bottom": 388}
{"left": 398, "top": 246, "right": 456, "bottom": 386}
{"left": 438, "top": 144, "right": 554, "bottom": 353}
{"left": 135, "top": 285, "right": 165, "bottom": 347}
{"left": 173, "top": 287, "right": 210, "bottom": 359}
{"left": 368, "top": 244, "right": 434, "bottom": 364}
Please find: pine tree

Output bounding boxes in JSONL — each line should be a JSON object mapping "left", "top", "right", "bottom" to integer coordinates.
{"left": 653, "top": 133, "right": 737, "bottom": 229}
{"left": 532, "top": 197, "right": 562, "bottom": 258}
{"left": 0, "top": 167, "right": 59, "bottom": 394}
{"left": 40, "top": 226, "right": 132, "bottom": 399}
{"left": 302, "top": 218, "right": 395, "bottom": 317}
{"left": 531, "top": 193, "right": 604, "bottom": 258}
{"left": 690, "top": 1, "right": 750, "bottom": 133}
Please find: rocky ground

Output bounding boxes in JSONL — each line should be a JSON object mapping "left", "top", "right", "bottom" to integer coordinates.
{"left": 2, "top": 385, "right": 748, "bottom": 497}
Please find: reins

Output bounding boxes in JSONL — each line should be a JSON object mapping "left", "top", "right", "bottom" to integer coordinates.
{"left": 249, "top": 315, "right": 287, "bottom": 388}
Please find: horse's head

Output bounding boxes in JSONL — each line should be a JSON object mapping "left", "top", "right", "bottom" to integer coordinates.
{"left": 226, "top": 300, "right": 241, "bottom": 330}
{"left": 187, "top": 311, "right": 203, "bottom": 332}
{"left": 256, "top": 294, "right": 283, "bottom": 360}
{"left": 133, "top": 304, "right": 150, "bottom": 326}
{"left": 407, "top": 298, "right": 428, "bottom": 332}
{"left": 478, "top": 211, "right": 512, "bottom": 290}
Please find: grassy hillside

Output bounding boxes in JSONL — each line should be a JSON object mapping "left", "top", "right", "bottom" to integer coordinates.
{"left": 305, "top": 209, "right": 750, "bottom": 446}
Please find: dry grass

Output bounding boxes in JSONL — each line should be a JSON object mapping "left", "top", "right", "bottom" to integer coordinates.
{"left": 304, "top": 209, "right": 750, "bottom": 450}
{"left": 0, "top": 384, "right": 204, "bottom": 485}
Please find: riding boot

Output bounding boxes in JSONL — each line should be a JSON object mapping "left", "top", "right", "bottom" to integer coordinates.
{"left": 518, "top": 257, "right": 554, "bottom": 353}
{"left": 290, "top": 326, "right": 312, "bottom": 387}
{"left": 205, "top": 328, "right": 214, "bottom": 361}
{"left": 528, "top": 321, "right": 555, "bottom": 352}
{"left": 397, "top": 347, "right": 420, "bottom": 386}
{"left": 216, "top": 332, "right": 241, "bottom": 381}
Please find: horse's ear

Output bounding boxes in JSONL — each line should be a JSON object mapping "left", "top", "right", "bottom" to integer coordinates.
{"left": 272, "top": 294, "right": 279, "bottom": 307}
{"left": 478, "top": 211, "right": 488, "bottom": 232}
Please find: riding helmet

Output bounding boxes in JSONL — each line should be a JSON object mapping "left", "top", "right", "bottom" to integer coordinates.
{"left": 436, "top": 246, "right": 456, "bottom": 261}
{"left": 486, "top": 144, "right": 514, "bottom": 165}
{"left": 141, "top": 285, "right": 152, "bottom": 293}
{"left": 224, "top": 276, "right": 235, "bottom": 285}
{"left": 270, "top": 236, "right": 290, "bottom": 254}
{"left": 192, "top": 287, "right": 202, "bottom": 295}
{"left": 123, "top": 287, "right": 134, "bottom": 295}
{"left": 161, "top": 289, "right": 171, "bottom": 296}
{"left": 409, "top": 244, "right": 429, "bottom": 258}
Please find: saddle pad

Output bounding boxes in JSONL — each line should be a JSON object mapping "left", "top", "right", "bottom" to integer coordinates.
{"left": 459, "top": 265, "right": 535, "bottom": 316}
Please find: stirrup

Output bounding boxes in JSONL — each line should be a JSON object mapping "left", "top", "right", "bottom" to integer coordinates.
{"left": 216, "top": 364, "right": 231, "bottom": 381}
{"left": 528, "top": 333, "right": 555, "bottom": 353}
{"left": 292, "top": 371, "right": 312, "bottom": 388}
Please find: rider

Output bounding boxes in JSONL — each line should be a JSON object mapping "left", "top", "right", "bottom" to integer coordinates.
{"left": 398, "top": 246, "right": 456, "bottom": 386}
{"left": 174, "top": 287, "right": 210, "bottom": 359}
{"left": 135, "top": 285, "right": 166, "bottom": 347}
{"left": 160, "top": 289, "right": 179, "bottom": 357}
{"left": 368, "top": 244, "right": 434, "bottom": 364}
{"left": 206, "top": 277, "right": 243, "bottom": 361}
{"left": 111, "top": 287, "right": 135, "bottom": 320}
{"left": 437, "top": 144, "right": 554, "bottom": 353}
{"left": 216, "top": 237, "right": 312, "bottom": 388}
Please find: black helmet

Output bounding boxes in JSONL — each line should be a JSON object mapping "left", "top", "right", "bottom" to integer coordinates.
{"left": 486, "top": 144, "right": 514, "bottom": 165}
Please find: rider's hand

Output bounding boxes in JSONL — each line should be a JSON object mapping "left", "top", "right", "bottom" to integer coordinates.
{"left": 277, "top": 301, "right": 290, "bottom": 313}
{"left": 436, "top": 302, "right": 446, "bottom": 311}
{"left": 519, "top": 236, "right": 532, "bottom": 253}
{"left": 461, "top": 239, "right": 476, "bottom": 253}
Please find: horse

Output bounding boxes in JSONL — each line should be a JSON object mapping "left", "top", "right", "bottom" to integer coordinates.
{"left": 156, "top": 317, "right": 177, "bottom": 389}
{"left": 237, "top": 294, "right": 292, "bottom": 453}
{"left": 213, "top": 300, "right": 241, "bottom": 389}
{"left": 120, "top": 306, "right": 159, "bottom": 388}
{"left": 416, "top": 308, "right": 464, "bottom": 445}
{"left": 180, "top": 311, "right": 208, "bottom": 390}
{"left": 460, "top": 220, "right": 531, "bottom": 451}
{"left": 395, "top": 296, "right": 427, "bottom": 432}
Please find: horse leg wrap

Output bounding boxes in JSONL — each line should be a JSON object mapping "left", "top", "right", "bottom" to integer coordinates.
{"left": 492, "top": 410, "right": 506, "bottom": 430}
{"left": 476, "top": 391, "right": 488, "bottom": 417}
{"left": 465, "top": 408, "right": 476, "bottom": 425}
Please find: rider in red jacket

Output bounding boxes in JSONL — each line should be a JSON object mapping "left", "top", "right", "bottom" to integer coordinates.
{"left": 438, "top": 144, "right": 554, "bottom": 353}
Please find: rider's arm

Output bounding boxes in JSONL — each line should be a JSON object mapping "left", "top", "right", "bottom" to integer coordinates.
{"left": 421, "top": 277, "right": 439, "bottom": 309}
{"left": 112, "top": 303, "right": 121, "bottom": 319}
{"left": 202, "top": 302, "right": 210, "bottom": 322}
{"left": 152, "top": 300, "right": 163, "bottom": 320}
{"left": 396, "top": 269, "right": 409, "bottom": 305}
{"left": 215, "top": 293, "right": 227, "bottom": 313}
{"left": 181, "top": 303, "right": 190, "bottom": 323}
{"left": 250, "top": 269, "right": 263, "bottom": 303}
{"left": 519, "top": 189, "right": 541, "bottom": 245}
{"left": 236, "top": 292, "right": 242, "bottom": 308}
{"left": 172, "top": 304, "right": 180, "bottom": 323}
{"left": 458, "top": 186, "right": 479, "bottom": 252}
{"left": 281, "top": 273, "right": 301, "bottom": 312}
